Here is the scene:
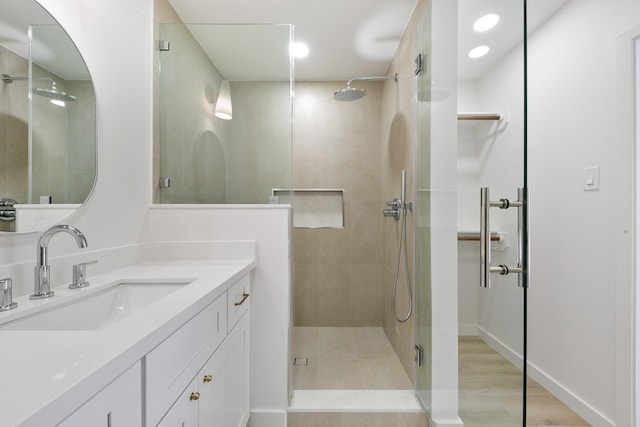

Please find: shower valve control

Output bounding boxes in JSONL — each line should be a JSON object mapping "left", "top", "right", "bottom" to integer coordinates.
{"left": 383, "top": 199, "right": 402, "bottom": 220}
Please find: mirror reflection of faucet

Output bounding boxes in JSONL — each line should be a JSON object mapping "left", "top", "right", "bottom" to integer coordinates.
{"left": 31, "top": 225, "right": 88, "bottom": 300}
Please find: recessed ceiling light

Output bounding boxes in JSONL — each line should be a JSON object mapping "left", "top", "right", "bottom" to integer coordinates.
{"left": 473, "top": 13, "right": 500, "bottom": 32}
{"left": 468, "top": 45, "right": 490, "bottom": 59}
{"left": 290, "top": 42, "right": 309, "bottom": 58}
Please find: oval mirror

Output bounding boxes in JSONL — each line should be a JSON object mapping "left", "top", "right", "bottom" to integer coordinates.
{"left": 0, "top": 0, "right": 96, "bottom": 233}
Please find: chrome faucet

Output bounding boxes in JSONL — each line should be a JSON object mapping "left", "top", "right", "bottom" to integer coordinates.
{"left": 31, "top": 225, "right": 88, "bottom": 300}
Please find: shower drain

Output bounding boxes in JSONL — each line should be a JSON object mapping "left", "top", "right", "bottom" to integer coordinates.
{"left": 293, "top": 357, "right": 309, "bottom": 366}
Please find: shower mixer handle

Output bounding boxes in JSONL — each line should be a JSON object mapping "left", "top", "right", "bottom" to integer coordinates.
{"left": 384, "top": 199, "right": 402, "bottom": 220}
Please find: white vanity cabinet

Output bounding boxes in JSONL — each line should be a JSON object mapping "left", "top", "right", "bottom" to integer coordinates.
{"left": 152, "top": 274, "right": 251, "bottom": 427}
{"left": 156, "top": 377, "right": 199, "bottom": 427}
{"left": 57, "top": 361, "right": 142, "bottom": 426}
{"left": 199, "top": 312, "right": 250, "bottom": 426}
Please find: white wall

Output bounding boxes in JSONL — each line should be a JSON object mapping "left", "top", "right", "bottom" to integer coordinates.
{"left": 457, "top": 63, "right": 525, "bottom": 347}
{"left": 0, "top": 0, "right": 153, "bottom": 296}
{"left": 148, "top": 206, "right": 291, "bottom": 427}
{"left": 636, "top": 36, "right": 640, "bottom": 427}
{"left": 457, "top": 1, "right": 639, "bottom": 425}
{"left": 464, "top": 42, "right": 526, "bottom": 361}
{"left": 528, "top": 1, "right": 639, "bottom": 425}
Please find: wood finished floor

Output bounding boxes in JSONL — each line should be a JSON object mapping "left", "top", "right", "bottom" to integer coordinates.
{"left": 459, "top": 337, "right": 591, "bottom": 427}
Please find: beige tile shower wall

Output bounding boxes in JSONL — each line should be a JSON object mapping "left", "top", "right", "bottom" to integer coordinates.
{"left": 31, "top": 69, "right": 93, "bottom": 205}
{"left": 155, "top": 22, "right": 229, "bottom": 204}
{"left": 0, "top": 46, "right": 28, "bottom": 231}
{"left": 225, "top": 81, "right": 291, "bottom": 204}
{"left": 66, "top": 80, "right": 96, "bottom": 204}
{"left": 154, "top": 1, "right": 290, "bottom": 205}
{"left": 31, "top": 68, "right": 67, "bottom": 204}
{"left": 154, "top": 0, "right": 230, "bottom": 204}
{"left": 293, "top": 81, "right": 384, "bottom": 327}
{"left": 152, "top": 0, "right": 182, "bottom": 203}
{"left": 381, "top": 0, "right": 428, "bottom": 384}
{"left": 0, "top": 47, "right": 93, "bottom": 230}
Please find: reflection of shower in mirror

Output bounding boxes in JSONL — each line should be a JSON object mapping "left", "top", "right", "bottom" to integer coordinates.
{"left": 1, "top": 73, "right": 77, "bottom": 106}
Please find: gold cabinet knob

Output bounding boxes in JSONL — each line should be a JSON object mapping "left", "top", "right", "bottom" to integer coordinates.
{"left": 203, "top": 374, "right": 212, "bottom": 383}
{"left": 190, "top": 392, "right": 200, "bottom": 401}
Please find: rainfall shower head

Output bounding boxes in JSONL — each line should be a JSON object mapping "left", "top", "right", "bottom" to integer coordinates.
{"left": 333, "top": 73, "right": 399, "bottom": 102}
{"left": 33, "top": 82, "right": 76, "bottom": 102}
{"left": 333, "top": 84, "right": 366, "bottom": 102}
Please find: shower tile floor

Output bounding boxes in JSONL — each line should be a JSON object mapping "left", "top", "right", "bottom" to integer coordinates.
{"left": 292, "top": 327, "right": 413, "bottom": 390}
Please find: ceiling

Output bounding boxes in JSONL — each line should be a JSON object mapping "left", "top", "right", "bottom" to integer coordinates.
{"left": 168, "top": 0, "right": 418, "bottom": 82}
{"left": 184, "top": 24, "right": 292, "bottom": 82}
{"left": 169, "top": 0, "right": 570, "bottom": 83}
{"left": 458, "top": 0, "right": 570, "bottom": 80}
{"left": 0, "top": 0, "right": 89, "bottom": 80}
{"left": 0, "top": 0, "right": 570, "bottom": 83}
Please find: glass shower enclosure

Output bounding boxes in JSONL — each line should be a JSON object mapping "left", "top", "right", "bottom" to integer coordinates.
{"left": 415, "top": 0, "right": 528, "bottom": 425}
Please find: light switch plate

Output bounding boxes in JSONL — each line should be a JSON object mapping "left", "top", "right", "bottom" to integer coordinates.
{"left": 583, "top": 166, "right": 600, "bottom": 191}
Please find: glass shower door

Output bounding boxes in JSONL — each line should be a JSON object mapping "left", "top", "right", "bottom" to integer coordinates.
{"left": 415, "top": 0, "right": 528, "bottom": 425}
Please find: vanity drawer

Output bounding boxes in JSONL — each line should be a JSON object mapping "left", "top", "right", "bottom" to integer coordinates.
{"left": 145, "top": 294, "right": 227, "bottom": 427}
{"left": 227, "top": 274, "right": 250, "bottom": 333}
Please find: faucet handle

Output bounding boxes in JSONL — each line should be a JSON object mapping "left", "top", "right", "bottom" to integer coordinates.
{"left": 69, "top": 260, "right": 98, "bottom": 289}
{"left": 0, "top": 278, "right": 17, "bottom": 311}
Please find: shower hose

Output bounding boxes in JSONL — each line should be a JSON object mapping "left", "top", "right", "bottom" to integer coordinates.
{"left": 392, "top": 202, "right": 413, "bottom": 323}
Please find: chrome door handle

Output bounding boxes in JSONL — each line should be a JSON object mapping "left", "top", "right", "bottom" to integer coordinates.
{"left": 480, "top": 187, "right": 492, "bottom": 288}
{"left": 480, "top": 187, "right": 528, "bottom": 288}
{"left": 517, "top": 187, "right": 529, "bottom": 289}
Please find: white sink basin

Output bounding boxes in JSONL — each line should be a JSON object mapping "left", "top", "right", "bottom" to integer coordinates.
{"left": 0, "top": 282, "right": 189, "bottom": 331}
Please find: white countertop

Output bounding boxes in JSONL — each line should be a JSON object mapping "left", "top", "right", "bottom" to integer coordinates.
{"left": 0, "top": 259, "right": 256, "bottom": 427}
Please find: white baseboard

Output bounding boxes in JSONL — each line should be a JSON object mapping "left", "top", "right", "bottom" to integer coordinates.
{"left": 476, "top": 327, "right": 614, "bottom": 427}
{"left": 527, "top": 361, "right": 614, "bottom": 427}
{"left": 476, "top": 326, "right": 523, "bottom": 370}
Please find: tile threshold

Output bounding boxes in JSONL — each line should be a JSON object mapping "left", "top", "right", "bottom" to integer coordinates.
{"left": 289, "top": 389, "right": 423, "bottom": 413}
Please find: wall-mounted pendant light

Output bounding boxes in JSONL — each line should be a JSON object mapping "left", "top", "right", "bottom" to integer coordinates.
{"left": 215, "top": 80, "right": 232, "bottom": 120}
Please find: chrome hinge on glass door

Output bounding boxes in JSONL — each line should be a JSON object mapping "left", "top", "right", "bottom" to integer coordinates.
{"left": 480, "top": 187, "right": 529, "bottom": 288}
